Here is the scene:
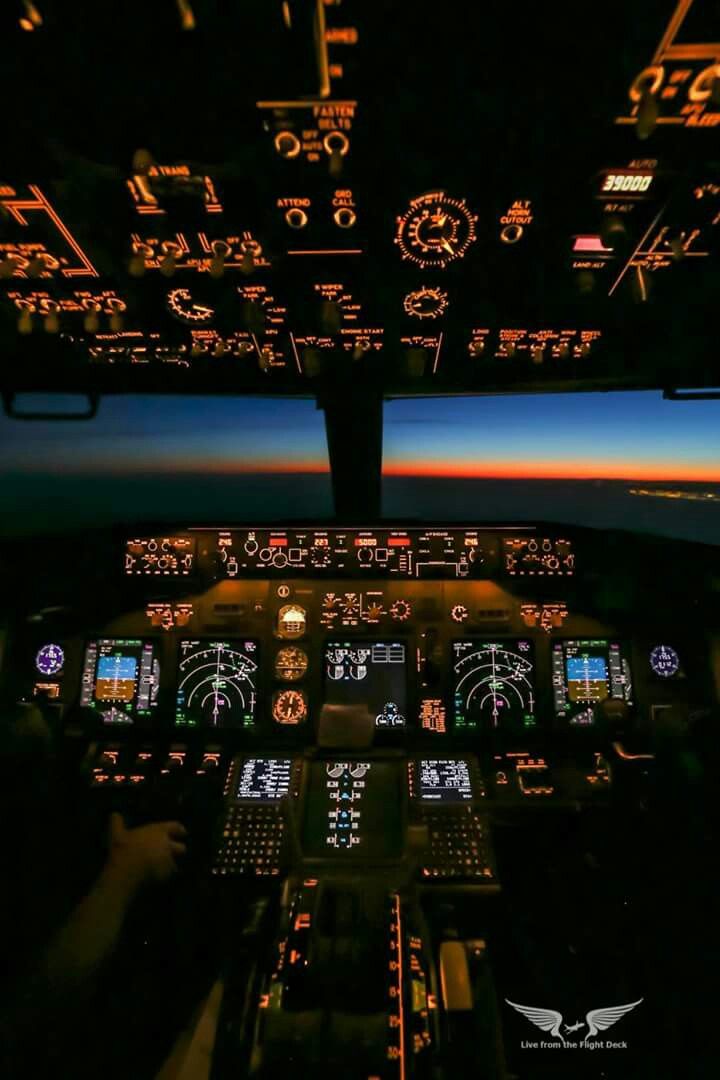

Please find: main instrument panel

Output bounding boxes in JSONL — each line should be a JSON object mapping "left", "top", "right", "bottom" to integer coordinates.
{"left": 11, "top": 523, "right": 701, "bottom": 800}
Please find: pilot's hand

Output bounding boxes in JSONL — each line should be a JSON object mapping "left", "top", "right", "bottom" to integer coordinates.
{"left": 106, "top": 812, "right": 188, "bottom": 892}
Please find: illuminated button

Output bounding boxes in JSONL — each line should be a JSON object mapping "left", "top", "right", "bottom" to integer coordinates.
{"left": 209, "top": 240, "right": 231, "bottom": 279}
{"left": 333, "top": 207, "right": 356, "bottom": 229}
{"left": 285, "top": 207, "right": 308, "bottom": 229}
{"left": 500, "top": 223, "right": 523, "bottom": 244}
{"left": 274, "top": 130, "right": 301, "bottom": 159}
{"left": 323, "top": 131, "right": 349, "bottom": 157}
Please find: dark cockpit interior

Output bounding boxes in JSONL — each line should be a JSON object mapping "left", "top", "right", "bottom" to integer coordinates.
{"left": 1, "top": 3, "right": 719, "bottom": 1078}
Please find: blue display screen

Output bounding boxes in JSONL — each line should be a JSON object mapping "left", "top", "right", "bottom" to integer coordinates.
{"left": 97, "top": 656, "right": 137, "bottom": 680}
{"left": 567, "top": 656, "right": 607, "bottom": 681}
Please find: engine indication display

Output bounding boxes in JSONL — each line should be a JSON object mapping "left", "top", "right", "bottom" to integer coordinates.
{"left": 452, "top": 640, "right": 535, "bottom": 732}
{"left": 325, "top": 641, "right": 407, "bottom": 728}
{"left": 80, "top": 639, "right": 159, "bottom": 725}
{"left": 552, "top": 640, "right": 632, "bottom": 726}
{"left": 175, "top": 640, "right": 258, "bottom": 728}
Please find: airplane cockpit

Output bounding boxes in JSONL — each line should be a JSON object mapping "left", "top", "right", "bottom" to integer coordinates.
{"left": 0, "top": 3, "right": 718, "bottom": 1078}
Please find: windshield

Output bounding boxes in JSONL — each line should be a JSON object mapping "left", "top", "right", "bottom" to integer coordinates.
{"left": 0, "top": 396, "right": 332, "bottom": 535}
{"left": 4, "top": 390, "right": 720, "bottom": 544}
{"left": 382, "top": 392, "right": 720, "bottom": 545}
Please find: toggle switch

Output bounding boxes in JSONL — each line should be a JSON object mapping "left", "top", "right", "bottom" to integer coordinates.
{"left": 43, "top": 301, "right": 60, "bottom": 334}
{"left": 320, "top": 300, "right": 342, "bottom": 334}
{"left": 209, "top": 239, "right": 231, "bottom": 279}
{"left": 83, "top": 301, "right": 101, "bottom": 333}
{"left": 405, "top": 347, "right": 427, "bottom": 377}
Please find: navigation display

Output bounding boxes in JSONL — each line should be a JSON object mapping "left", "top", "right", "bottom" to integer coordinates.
{"left": 452, "top": 640, "right": 536, "bottom": 732}
{"left": 415, "top": 759, "right": 473, "bottom": 803}
{"left": 80, "top": 639, "right": 159, "bottom": 724}
{"left": 552, "top": 639, "right": 633, "bottom": 726}
{"left": 234, "top": 758, "right": 292, "bottom": 802}
{"left": 175, "top": 640, "right": 258, "bottom": 728}
{"left": 324, "top": 641, "right": 407, "bottom": 728}
{"left": 302, "top": 761, "right": 403, "bottom": 858}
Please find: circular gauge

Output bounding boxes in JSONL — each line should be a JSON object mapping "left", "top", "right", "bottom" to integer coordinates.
{"left": 650, "top": 645, "right": 680, "bottom": 678}
{"left": 403, "top": 286, "right": 449, "bottom": 319}
{"left": 275, "top": 646, "right": 309, "bottom": 682}
{"left": 36, "top": 643, "right": 64, "bottom": 676}
{"left": 451, "top": 605, "right": 468, "bottom": 623}
{"left": 453, "top": 641, "right": 535, "bottom": 731}
{"left": 376, "top": 702, "right": 405, "bottom": 728}
{"left": 326, "top": 645, "right": 371, "bottom": 681}
{"left": 272, "top": 688, "right": 307, "bottom": 725}
{"left": 349, "top": 763, "right": 369, "bottom": 779}
{"left": 166, "top": 288, "right": 215, "bottom": 324}
{"left": 395, "top": 191, "right": 478, "bottom": 269}
{"left": 327, "top": 763, "right": 345, "bottom": 779}
{"left": 176, "top": 641, "right": 258, "bottom": 727}
{"left": 311, "top": 544, "right": 331, "bottom": 568}
{"left": 390, "top": 599, "right": 412, "bottom": 621}
{"left": 276, "top": 604, "right": 306, "bottom": 640}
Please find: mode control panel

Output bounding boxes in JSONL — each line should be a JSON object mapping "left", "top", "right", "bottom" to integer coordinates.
{"left": 124, "top": 528, "right": 578, "bottom": 582}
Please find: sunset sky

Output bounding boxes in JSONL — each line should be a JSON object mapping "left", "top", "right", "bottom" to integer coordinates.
{"left": 2, "top": 390, "right": 719, "bottom": 482}
{"left": 383, "top": 392, "right": 720, "bottom": 482}
{"left": 2, "top": 390, "right": 720, "bottom": 538}
{"left": 0, "top": 396, "right": 330, "bottom": 475}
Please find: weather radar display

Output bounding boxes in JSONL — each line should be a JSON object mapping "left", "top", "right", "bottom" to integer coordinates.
{"left": 452, "top": 640, "right": 535, "bottom": 732}
{"left": 176, "top": 640, "right": 258, "bottom": 728}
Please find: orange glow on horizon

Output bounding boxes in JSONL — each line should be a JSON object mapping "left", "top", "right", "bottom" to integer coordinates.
{"left": 383, "top": 459, "right": 720, "bottom": 482}
{"left": 116, "top": 460, "right": 330, "bottom": 476}
{"left": 17, "top": 458, "right": 331, "bottom": 478}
